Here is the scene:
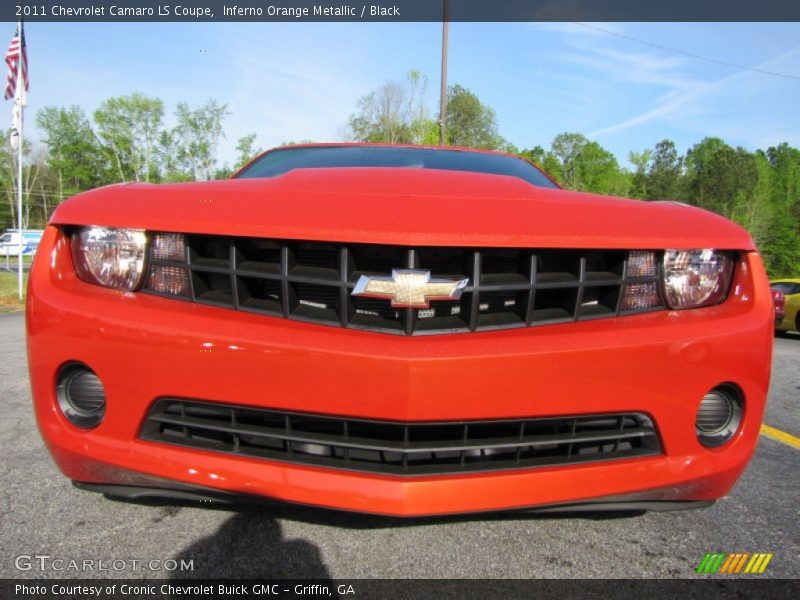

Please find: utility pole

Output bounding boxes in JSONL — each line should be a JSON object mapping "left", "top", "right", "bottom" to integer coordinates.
{"left": 438, "top": 0, "right": 449, "bottom": 146}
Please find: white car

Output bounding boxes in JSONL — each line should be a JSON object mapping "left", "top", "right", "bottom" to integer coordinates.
{"left": 0, "top": 230, "right": 44, "bottom": 257}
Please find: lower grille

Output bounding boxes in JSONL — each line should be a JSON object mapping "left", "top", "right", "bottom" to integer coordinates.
{"left": 140, "top": 399, "right": 662, "bottom": 476}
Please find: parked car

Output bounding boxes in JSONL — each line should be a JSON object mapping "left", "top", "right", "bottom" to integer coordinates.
{"left": 771, "top": 288, "right": 786, "bottom": 328}
{"left": 26, "top": 144, "right": 773, "bottom": 516}
{"left": 771, "top": 278, "right": 800, "bottom": 334}
{"left": 0, "top": 230, "right": 44, "bottom": 257}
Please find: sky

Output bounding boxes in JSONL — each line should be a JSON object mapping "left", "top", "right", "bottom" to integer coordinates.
{"left": 13, "top": 20, "right": 800, "bottom": 169}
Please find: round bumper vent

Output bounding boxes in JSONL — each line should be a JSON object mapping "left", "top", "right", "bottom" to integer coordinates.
{"left": 56, "top": 364, "right": 106, "bottom": 429}
{"left": 695, "top": 385, "right": 743, "bottom": 448}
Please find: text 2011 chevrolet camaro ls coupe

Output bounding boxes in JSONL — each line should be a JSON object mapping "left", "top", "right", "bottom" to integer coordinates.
{"left": 27, "top": 144, "right": 773, "bottom": 516}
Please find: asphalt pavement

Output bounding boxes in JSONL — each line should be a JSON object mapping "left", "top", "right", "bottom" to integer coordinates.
{"left": 1, "top": 310, "right": 798, "bottom": 579}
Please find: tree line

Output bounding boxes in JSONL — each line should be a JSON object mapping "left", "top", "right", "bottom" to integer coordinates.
{"left": 0, "top": 94, "right": 261, "bottom": 234}
{"left": 1, "top": 70, "right": 797, "bottom": 277}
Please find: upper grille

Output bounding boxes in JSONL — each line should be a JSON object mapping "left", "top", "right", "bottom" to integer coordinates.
{"left": 142, "top": 234, "right": 664, "bottom": 335}
{"left": 140, "top": 399, "right": 662, "bottom": 476}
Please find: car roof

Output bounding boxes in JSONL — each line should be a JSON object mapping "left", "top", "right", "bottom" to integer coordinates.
{"left": 260, "top": 142, "right": 517, "bottom": 158}
{"left": 231, "top": 142, "right": 556, "bottom": 181}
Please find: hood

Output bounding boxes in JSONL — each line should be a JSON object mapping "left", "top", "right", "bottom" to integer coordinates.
{"left": 50, "top": 168, "right": 754, "bottom": 250}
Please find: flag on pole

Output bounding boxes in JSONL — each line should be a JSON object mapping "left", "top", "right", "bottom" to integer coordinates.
{"left": 10, "top": 99, "right": 22, "bottom": 151}
{"left": 5, "top": 23, "right": 28, "bottom": 102}
{"left": 6, "top": 20, "right": 28, "bottom": 301}
{"left": 6, "top": 22, "right": 27, "bottom": 152}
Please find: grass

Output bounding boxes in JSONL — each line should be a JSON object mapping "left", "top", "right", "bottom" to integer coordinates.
{"left": 0, "top": 268, "right": 28, "bottom": 312}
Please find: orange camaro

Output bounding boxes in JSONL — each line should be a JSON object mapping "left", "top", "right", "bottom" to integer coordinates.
{"left": 26, "top": 144, "right": 773, "bottom": 516}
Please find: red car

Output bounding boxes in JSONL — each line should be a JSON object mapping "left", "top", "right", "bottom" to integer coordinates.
{"left": 26, "top": 144, "right": 773, "bottom": 516}
{"left": 771, "top": 288, "right": 786, "bottom": 327}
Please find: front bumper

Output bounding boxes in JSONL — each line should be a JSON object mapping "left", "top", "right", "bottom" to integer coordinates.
{"left": 27, "top": 227, "right": 773, "bottom": 516}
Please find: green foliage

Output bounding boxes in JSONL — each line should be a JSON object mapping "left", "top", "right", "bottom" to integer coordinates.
{"left": 694, "top": 146, "right": 758, "bottom": 215}
{"left": 346, "top": 70, "right": 432, "bottom": 144}
{"left": 445, "top": 84, "right": 505, "bottom": 150}
{"left": 548, "top": 132, "right": 588, "bottom": 189}
{"left": 533, "top": 133, "right": 626, "bottom": 195}
{"left": 646, "top": 140, "right": 682, "bottom": 200}
{"left": 525, "top": 133, "right": 799, "bottom": 276}
{"left": 628, "top": 149, "right": 652, "bottom": 198}
{"left": 156, "top": 129, "right": 190, "bottom": 182}
{"left": 35, "top": 105, "right": 108, "bottom": 193}
{"left": 93, "top": 93, "right": 164, "bottom": 183}
{"left": 172, "top": 99, "right": 230, "bottom": 182}
{"left": 234, "top": 133, "right": 262, "bottom": 169}
{"left": 3, "top": 95, "right": 234, "bottom": 230}
{"left": 762, "top": 143, "right": 800, "bottom": 276}
{"left": 685, "top": 137, "right": 727, "bottom": 178}
{"left": 6, "top": 120, "right": 82, "bottom": 229}
{"left": 519, "top": 145, "right": 546, "bottom": 167}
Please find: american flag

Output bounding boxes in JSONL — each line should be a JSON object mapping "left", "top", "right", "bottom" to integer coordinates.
{"left": 5, "top": 23, "right": 28, "bottom": 101}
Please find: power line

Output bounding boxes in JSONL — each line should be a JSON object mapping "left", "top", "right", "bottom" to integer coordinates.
{"left": 0, "top": 187, "right": 69, "bottom": 199}
{"left": 506, "top": 0, "right": 800, "bottom": 81}
{"left": 572, "top": 22, "right": 800, "bottom": 82}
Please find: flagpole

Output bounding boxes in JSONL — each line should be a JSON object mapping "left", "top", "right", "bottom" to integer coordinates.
{"left": 438, "top": 0, "right": 449, "bottom": 146}
{"left": 15, "top": 16, "right": 23, "bottom": 301}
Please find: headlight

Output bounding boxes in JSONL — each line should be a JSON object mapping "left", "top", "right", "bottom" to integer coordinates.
{"left": 71, "top": 227, "right": 148, "bottom": 291}
{"left": 663, "top": 249, "right": 734, "bottom": 309}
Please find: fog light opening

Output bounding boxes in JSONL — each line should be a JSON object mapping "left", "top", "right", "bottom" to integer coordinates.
{"left": 696, "top": 384, "right": 743, "bottom": 448}
{"left": 56, "top": 364, "right": 107, "bottom": 429}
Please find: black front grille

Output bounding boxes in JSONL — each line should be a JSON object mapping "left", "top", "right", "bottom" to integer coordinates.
{"left": 140, "top": 399, "right": 662, "bottom": 476}
{"left": 143, "top": 234, "right": 664, "bottom": 335}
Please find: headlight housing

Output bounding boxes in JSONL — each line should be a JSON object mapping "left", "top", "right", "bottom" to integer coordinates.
{"left": 71, "top": 227, "right": 148, "bottom": 291}
{"left": 662, "top": 249, "right": 734, "bottom": 309}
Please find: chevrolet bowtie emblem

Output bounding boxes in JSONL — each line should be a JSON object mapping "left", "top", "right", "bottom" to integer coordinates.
{"left": 352, "top": 270, "right": 469, "bottom": 309}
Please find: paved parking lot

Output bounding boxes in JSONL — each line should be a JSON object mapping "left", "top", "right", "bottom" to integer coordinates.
{"left": 1, "top": 310, "right": 798, "bottom": 579}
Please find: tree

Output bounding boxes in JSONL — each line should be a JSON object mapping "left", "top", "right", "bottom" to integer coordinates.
{"left": 35, "top": 105, "right": 108, "bottom": 196}
{"left": 544, "top": 133, "right": 628, "bottom": 194}
{"left": 171, "top": 99, "right": 229, "bottom": 181}
{"left": 690, "top": 144, "right": 757, "bottom": 217}
{"left": 519, "top": 145, "right": 546, "bottom": 167}
{"left": 646, "top": 140, "right": 682, "bottom": 200}
{"left": 685, "top": 138, "right": 730, "bottom": 208}
{"left": 549, "top": 133, "right": 588, "bottom": 190}
{"left": 519, "top": 145, "right": 565, "bottom": 183}
{"left": 156, "top": 129, "right": 190, "bottom": 182}
{"left": 685, "top": 137, "right": 727, "bottom": 179}
{"left": 347, "top": 70, "right": 434, "bottom": 144}
{"left": 445, "top": 84, "right": 504, "bottom": 150}
{"left": 733, "top": 150, "right": 773, "bottom": 252}
{"left": 628, "top": 149, "right": 652, "bottom": 198}
{"left": 0, "top": 134, "right": 50, "bottom": 229}
{"left": 93, "top": 93, "right": 164, "bottom": 182}
{"left": 575, "top": 141, "right": 624, "bottom": 195}
{"left": 346, "top": 72, "right": 506, "bottom": 150}
{"left": 234, "top": 133, "right": 262, "bottom": 169}
{"left": 763, "top": 143, "right": 800, "bottom": 276}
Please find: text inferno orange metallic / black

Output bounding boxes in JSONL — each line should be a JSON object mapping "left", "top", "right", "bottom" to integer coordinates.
{"left": 26, "top": 144, "right": 773, "bottom": 516}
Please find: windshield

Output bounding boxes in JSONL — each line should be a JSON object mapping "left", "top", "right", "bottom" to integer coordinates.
{"left": 235, "top": 146, "right": 559, "bottom": 189}
{"left": 772, "top": 282, "right": 799, "bottom": 295}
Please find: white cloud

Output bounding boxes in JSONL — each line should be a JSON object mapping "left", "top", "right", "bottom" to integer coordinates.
{"left": 588, "top": 44, "right": 800, "bottom": 139}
